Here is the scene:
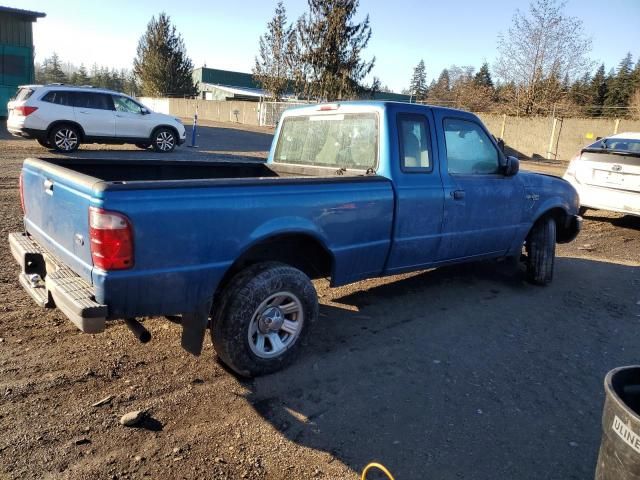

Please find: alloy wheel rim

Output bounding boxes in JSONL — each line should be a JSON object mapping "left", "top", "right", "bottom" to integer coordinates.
{"left": 156, "top": 131, "right": 175, "bottom": 151}
{"left": 54, "top": 129, "right": 78, "bottom": 151}
{"left": 248, "top": 292, "right": 304, "bottom": 359}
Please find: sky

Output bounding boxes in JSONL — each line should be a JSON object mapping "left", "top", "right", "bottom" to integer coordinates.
{"left": 12, "top": 0, "right": 640, "bottom": 92}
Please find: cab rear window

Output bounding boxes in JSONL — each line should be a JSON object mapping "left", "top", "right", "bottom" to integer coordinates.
{"left": 274, "top": 113, "right": 378, "bottom": 171}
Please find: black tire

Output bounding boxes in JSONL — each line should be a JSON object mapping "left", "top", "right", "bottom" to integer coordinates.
{"left": 211, "top": 262, "right": 318, "bottom": 377}
{"left": 151, "top": 128, "right": 177, "bottom": 152}
{"left": 135, "top": 143, "right": 150, "bottom": 150}
{"left": 526, "top": 216, "right": 556, "bottom": 285}
{"left": 36, "top": 138, "right": 50, "bottom": 149}
{"left": 49, "top": 124, "right": 80, "bottom": 152}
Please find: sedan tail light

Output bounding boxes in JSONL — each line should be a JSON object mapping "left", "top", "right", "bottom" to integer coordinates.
{"left": 89, "top": 207, "right": 134, "bottom": 270}
{"left": 14, "top": 106, "right": 38, "bottom": 117}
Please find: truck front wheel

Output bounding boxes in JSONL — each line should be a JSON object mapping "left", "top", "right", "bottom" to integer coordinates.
{"left": 211, "top": 262, "right": 318, "bottom": 377}
{"left": 526, "top": 216, "right": 556, "bottom": 285}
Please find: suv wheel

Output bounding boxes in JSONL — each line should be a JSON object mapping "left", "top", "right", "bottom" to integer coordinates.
{"left": 152, "top": 128, "right": 176, "bottom": 153}
{"left": 49, "top": 124, "right": 80, "bottom": 152}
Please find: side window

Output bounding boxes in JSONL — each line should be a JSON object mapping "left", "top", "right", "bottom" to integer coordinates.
{"left": 444, "top": 118, "right": 499, "bottom": 175}
{"left": 72, "top": 92, "right": 113, "bottom": 110}
{"left": 398, "top": 114, "right": 431, "bottom": 171}
{"left": 41, "top": 90, "right": 71, "bottom": 106}
{"left": 113, "top": 95, "right": 143, "bottom": 114}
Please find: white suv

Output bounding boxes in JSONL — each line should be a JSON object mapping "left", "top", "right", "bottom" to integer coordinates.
{"left": 7, "top": 84, "right": 186, "bottom": 152}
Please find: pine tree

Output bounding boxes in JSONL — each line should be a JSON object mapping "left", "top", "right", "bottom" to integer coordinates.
{"left": 474, "top": 62, "right": 493, "bottom": 88}
{"left": 70, "top": 64, "right": 90, "bottom": 85}
{"left": 587, "top": 64, "right": 608, "bottom": 115}
{"left": 133, "top": 12, "right": 196, "bottom": 97}
{"left": 43, "top": 53, "right": 67, "bottom": 84}
{"left": 409, "top": 60, "right": 427, "bottom": 101}
{"left": 253, "top": 1, "right": 292, "bottom": 101}
{"left": 297, "top": 0, "right": 375, "bottom": 101}
{"left": 604, "top": 53, "right": 634, "bottom": 112}
{"left": 428, "top": 69, "right": 451, "bottom": 104}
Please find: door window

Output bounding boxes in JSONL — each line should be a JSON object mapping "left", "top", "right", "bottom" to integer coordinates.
{"left": 398, "top": 114, "right": 431, "bottom": 171}
{"left": 113, "top": 96, "right": 144, "bottom": 114}
{"left": 71, "top": 92, "right": 114, "bottom": 110}
{"left": 444, "top": 118, "right": 499, "bottom": 175}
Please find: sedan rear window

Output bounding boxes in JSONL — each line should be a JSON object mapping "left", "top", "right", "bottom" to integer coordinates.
{"left": 588, "top": 138, "right": 640, "bottom": 154}
{"left": 274, "top": 113, "right": 378, "bottom": 171}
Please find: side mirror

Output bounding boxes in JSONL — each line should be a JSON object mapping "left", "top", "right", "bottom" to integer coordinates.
{"left": 504, "top": 156, "right": 519, "bottom": 177}
{"left": 141, "top": 108, "right": 150, "bottom": 115}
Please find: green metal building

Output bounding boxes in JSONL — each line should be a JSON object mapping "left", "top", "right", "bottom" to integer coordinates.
{"left": 0, "top": 6, "right": 45, "bottom": 117}
{"left": 192, "top": 66, "right": 412, "bottom": 102}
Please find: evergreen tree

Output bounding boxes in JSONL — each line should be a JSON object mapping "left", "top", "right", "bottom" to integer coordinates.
{"left": 409, "top": 59, "right": 427, "bottom": 101}
{"left": 70, "top": 64, "right": 90, "bottom": 85}
{"left": 42, "top": 53, "right": 67, "bottom": 84}
{"left": 133, "top": 12, "right": 196, "bottom": 97}
{"left": 297, "top": 0, "right": 375, "bottom": 101}
{"left": 253, "top": 1, "right": 292, "bottom": 101}
{"left": 588, "top": 64, "right": 608, "bottom": 115}
{"left": 604, "top": 53, "right": 634, "bottom": 112}
{"left": 474, "top": 62, "right": 493, "bottom": 88}
{"left": 428, "top": 68, "right": 451, "bottom": 104}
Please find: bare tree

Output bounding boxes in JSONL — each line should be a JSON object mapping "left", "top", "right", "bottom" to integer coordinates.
{"left": 495, "top": 0, "right": 592, "bottom": 115}
{"left": 253, "top": 2, "right": 292, "bottom": 101}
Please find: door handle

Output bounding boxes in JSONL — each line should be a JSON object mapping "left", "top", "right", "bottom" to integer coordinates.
{"left": 78, "top": 110, "right": 89, "bottom": 114}
{"left": 43, "top": 179, "right": 54, "bottom": 195}
{"left": 115, "top": 114, "right": 124, "bottom": 117}
{"left": 451, "top": 190, "right": 465, "bottom": 200}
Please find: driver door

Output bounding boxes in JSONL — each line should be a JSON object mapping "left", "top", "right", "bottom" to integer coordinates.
{"left": 435, "top": 115, "right": 524, "bottom": 261}
{"left": 112, "top": 95, "right": 153, "bottom": 139}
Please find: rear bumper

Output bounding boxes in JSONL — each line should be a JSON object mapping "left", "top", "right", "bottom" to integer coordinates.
{"left": 7, "top": 126, "right": 47, "bottom": 140}
{"left": 9, "top": 232, "right": 107, "bottom": 333}
{"left": 565, "top": 176, "right": 640, "bottom": 217}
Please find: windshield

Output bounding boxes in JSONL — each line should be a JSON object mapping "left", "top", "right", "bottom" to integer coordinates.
{"left": 273, "top": 113, "right": 378, "bottom": 170}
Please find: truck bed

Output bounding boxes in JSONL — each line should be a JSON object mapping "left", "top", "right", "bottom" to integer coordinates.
{"left": 34, "top": 158, "right": 371, "bottom": 186}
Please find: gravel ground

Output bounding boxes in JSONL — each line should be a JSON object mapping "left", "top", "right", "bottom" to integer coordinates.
{"left": 0, "top": 124, "right": 639, "bottom": 480}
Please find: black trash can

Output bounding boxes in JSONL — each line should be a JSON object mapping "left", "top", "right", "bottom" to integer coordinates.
{"left": 596, "top": 366, "right": 640, "bottom": 479}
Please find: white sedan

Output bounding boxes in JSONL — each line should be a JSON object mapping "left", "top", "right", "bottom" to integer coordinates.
{"left": 563, "top": 132, "right": 640, "bottom": 217}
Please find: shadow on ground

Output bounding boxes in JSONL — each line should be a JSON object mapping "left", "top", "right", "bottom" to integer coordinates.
{"left": 244, "top": 257, "right": 639, "bottom": 479}
{"left": 583, "top": 212, "right": 640, "bottom": 230}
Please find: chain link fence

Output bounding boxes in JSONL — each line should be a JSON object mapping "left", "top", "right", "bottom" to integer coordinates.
{"left": 258, "top": 100, "right": 314, "bottom": 127}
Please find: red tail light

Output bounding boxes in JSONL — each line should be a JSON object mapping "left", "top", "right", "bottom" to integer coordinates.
{"left": 89, "top": 207, "right": 134, "bottom": 270}
{"left": 18, "top": 172, "right": 26, "bottom": 214}
{"left": 14, "top": 106, "right": 38, "bottom": 116}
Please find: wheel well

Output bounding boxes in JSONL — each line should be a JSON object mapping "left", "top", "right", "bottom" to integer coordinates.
{"left": 151, "top": 125, "right": 179, "bottom": 142}
{"left": 215, "top": 234, "right": 333, "bottom": 299}
{"left": 530, "top": 207, "right": 571, "bottom": 242}
{"left": 47, "top": 121, "right": 86, "bottom": 141}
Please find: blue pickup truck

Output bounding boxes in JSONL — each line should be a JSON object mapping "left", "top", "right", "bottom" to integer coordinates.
{"left": 10, "top": 101, "right": 581, "bottom": 376}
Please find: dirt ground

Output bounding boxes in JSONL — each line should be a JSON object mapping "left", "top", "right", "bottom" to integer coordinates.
{"left": 1, "top": 124, "right": 639, "bottom": 480}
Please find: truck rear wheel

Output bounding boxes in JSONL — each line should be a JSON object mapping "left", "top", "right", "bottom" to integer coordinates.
{"left": 211, "top": 262, "right": 318, "bottom": 377}
{"left": 526, "top": 216, "right": 556, "bottom": 285}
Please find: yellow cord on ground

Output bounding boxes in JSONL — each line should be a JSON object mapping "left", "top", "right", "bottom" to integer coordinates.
{"left": 361, "top": 462, "right": 396, "bottom": 480}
